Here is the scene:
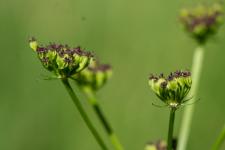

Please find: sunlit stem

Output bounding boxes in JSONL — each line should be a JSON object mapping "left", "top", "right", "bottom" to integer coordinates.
{"left": 83, "top": 87, "right": 124, "bottom": 150}
{"left": 177, "top": 46, "right": 204, "bottom": 150}
{"left": 61, "top": 79, "right": 108, "bottom": 150}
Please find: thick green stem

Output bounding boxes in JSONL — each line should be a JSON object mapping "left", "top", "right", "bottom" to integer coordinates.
{"left": 61, "top": 79, "right": 108, "bottom": 150}
{"left": 83, "top": 87, "right": 124, "bottom": 150}
{"left": 177, "top": 46, "right": 204, "bottom": 150}
{"left": 167, "top": 108, "right": 176, "bottom": 150}
{"left": 211, "top": 124, "right": 225, "bottom": 150}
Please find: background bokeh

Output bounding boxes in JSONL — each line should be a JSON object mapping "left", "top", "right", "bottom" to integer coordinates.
{"left": 0, "top": 0, "right": 224, "bottom": 150}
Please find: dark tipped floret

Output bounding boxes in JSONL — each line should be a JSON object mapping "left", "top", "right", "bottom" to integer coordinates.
{"left": 88, "top": 63, "right": 111, "bottom": 73}
{"left": 160, "top": 81, "right": 168, "bottom": 89}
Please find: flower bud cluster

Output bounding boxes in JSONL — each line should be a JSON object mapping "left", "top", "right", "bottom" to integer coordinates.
{"left": 73, "top": 60, "right": 112, "bottom": 91}
{"left": 29, "top": 38, "right": 93, "bottom": 78}
{"left": 145, "top": 140, "right": 167, "bottom": 150}
{"left": 149, "top": 70, "right": 192, "bottom": 108}
{"left": 180, "top": 3, "right": 223, "bottom": 44}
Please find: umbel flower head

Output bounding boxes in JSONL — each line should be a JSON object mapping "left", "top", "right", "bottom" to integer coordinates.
{"left": 73, "top": 60, "right": 112, "bottom": 91}
{"left": 145, "top": 139, "right": 177, "bottom": 150}
{"left": 145, "top": 140, "right": 167, "bottom": 150}
{"left": 179, "top": 3, "right": 223, "bottom": 44}
{"left": 29, "top": 37, "right": 93, "bottom": 78}
{"left": 149, "top": 70, "right": 192, "bottom": 109}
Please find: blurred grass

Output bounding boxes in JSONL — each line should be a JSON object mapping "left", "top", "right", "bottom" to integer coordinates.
{"left": 0, "top": 0, "right": 224, "bottom": 150}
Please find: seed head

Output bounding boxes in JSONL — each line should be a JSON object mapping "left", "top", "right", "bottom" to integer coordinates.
{"left": 73, "top": 59, "right": 112, "bottom": 91}
{"left": 179, "top": 3, "right": 223, "bottom": 44}
{"left": 148, "top": 70, "right": 192, "bottom": 109}
{"left": 29, "top": 38, "right": 93, "bottom": 78}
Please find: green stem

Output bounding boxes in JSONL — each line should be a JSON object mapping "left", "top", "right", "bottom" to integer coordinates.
{"left": 211, "top": 124, "right": 225, "bottom": 150}
{"left": 83, "top": 87, "right": 124, "bottom": 150}
{"left": 61, "top": 79, "right": 108, "bottom": 150}
{"left": 177, "top": 46, "right": 205, "bottom": 150}
{"left": 167, "top": 108, "right": 176, "bottom": 150}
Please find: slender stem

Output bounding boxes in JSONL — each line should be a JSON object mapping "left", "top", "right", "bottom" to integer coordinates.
{"left": 83, "top": 87, "right": 124, "bottom": 150}
{"left": 167, "top": 108, "right": 176, "bottom": 150}
{"left": 61, "top": 79, "right": 108, "bottom": 150}
{"left": 211, "top": 124, "right": 225, "bottom": 150}
{"left": 177, "top": 46, "right": 205, "bottom": 150}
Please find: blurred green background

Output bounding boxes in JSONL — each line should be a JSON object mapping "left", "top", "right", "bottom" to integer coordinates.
{"left": 0, "top": 0, "right": 224, "bottom": 149}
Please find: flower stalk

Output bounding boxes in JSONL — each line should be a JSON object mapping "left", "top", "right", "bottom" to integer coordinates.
{"left": 83, "top": 87, "right": 124, "bottom": 150}
{"left": 167, "top": 108, "right": 176, "bottom": 150}
{"left": 177, "top": 46, "right": 204, "bottom": 150}
{"left": 61, "top": 78, "right": 108, "bottom": 150}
